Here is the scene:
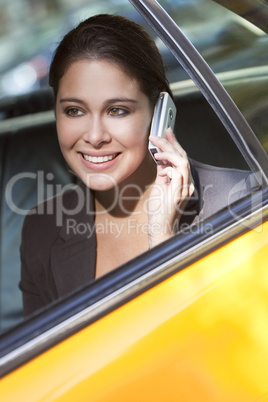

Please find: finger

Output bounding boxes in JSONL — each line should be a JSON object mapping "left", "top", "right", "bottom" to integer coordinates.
{"left": 158, "top": 157, "right": 189, "bottom": 184}
{"left": 149, "top": 134, "right": 176, "bottom": 154}
{"left": 158, "top": 165, "right": 187, "bottom": 190}
{"left": 149, "top": 132, "right": 187, "bottom": 159}
{"left": 158, "top": 164, "right": 194, "bottom": 199}
{"left": 155, "top": 151, "right": 190, "bottom": 171}
{"left": 189, "top": 181, "right": 195, "bottom": 195}
{"left": 165, "top": 128, "right": 188, "bottom": 158}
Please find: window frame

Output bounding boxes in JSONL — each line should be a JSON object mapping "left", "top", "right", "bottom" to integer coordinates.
{"left": 1, "top": 0, "right": 268, "bottom": 378}
{"left": 0, "top": 187, "right": 267, "bottom": 377}
{"left": 129, "top": 0, "right": 268, "bottom": 185}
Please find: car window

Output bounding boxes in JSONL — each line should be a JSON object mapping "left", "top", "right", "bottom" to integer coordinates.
{"left": 0, "top": 0, "right": 267, "bottom": 339}
{"left": 1, "top": 0, "right": 267, "bottom": 154}
{"left": 156, "top": 0, "right": 268, "bottom": 157}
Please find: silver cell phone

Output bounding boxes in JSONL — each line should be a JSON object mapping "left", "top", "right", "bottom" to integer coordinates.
{"left": 148, "top": 91, "right": 177, "bottom": 163}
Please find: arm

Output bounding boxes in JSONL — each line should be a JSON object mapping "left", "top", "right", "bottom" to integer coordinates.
{"left": 19, "top": 215, "right": 48, "bottom": 317}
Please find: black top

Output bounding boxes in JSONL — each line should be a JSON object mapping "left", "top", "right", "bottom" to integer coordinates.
{"left": 19, "top": 160, "right": 258, "bottom": 316}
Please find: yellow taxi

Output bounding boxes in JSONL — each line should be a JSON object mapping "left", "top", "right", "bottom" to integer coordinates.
{"left": 0, "top": 0, "right": 267, "bottom": 400}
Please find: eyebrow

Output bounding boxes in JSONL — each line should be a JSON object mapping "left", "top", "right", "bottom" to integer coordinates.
{"left": 59, "top": 98, "right": 86, "bottom": 105}
{"left": 59, "top": 97, "right": 138, "bottom": 105}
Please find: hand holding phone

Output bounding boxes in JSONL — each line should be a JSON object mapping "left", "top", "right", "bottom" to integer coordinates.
{"left": 148, "top": 92, "right": 177, "bottom": 164}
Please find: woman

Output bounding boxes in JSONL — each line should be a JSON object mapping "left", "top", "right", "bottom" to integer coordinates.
{"left": 20, "top": 14, "right": 255, "bottom": 316}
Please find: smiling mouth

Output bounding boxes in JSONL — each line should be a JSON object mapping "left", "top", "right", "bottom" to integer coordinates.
{"left": 82, "top": 153, "right": 119, "bottom": 164}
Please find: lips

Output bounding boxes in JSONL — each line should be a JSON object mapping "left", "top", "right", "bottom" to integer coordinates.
{"left": 82, "top": 153, "right": 119, "bottom": 164}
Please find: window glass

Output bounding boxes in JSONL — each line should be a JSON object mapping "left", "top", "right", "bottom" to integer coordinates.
{"left": 158, "top": 0, "right": 268, "bottom": 154}
{"left": 0, "top": 0, "right": 266, "bottom": 336}
{"left": 1, "top": 0, "right": 267, "bottom": 154}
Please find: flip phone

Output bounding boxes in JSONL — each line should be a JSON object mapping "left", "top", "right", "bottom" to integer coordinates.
{"left": 148, "top": 92, "right": 177, "bottom": 163}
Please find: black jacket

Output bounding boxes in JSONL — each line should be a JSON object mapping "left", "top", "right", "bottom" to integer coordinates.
{"left": 20, "top": 160, "right": 258, "bottom": 316}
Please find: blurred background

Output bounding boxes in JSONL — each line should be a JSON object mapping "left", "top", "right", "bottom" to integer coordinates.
{"left": 0, "top": 0, "right": 267, "bottom": 99}
{"left": 0, "top": 0, "right": 267, "bottom": 333}
{"left": 0, "top": 0, "right": 117, "bottom": 98}
{"left": 1, "top": 0, "right": 266, "bottom": 153}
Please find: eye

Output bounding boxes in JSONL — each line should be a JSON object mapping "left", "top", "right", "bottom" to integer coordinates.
{"left": 65, "top": 107, "right": 84, "bottom": 117}
{"left": 108, "top": 107, "right": 128, "bottom": 117}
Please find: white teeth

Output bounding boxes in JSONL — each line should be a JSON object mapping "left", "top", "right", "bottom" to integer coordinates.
{"left": 83, "top": 154, "right": 116, "bottom": 163}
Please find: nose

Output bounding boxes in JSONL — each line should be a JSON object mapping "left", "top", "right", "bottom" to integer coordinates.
{"left": 82, "top": 116, "right": 111, "bottom": 147}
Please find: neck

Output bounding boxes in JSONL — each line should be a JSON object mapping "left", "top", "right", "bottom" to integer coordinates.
{"left": 94, "top": 152, "right": 156, "bottom": 218}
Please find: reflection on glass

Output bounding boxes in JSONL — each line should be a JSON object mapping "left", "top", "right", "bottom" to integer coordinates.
{"left": 0, "top": 0, "right": 267, "bottom": 335}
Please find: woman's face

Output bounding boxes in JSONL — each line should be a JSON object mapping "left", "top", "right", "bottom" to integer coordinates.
{"left": 55, "top": 60, "right": 153, "bottom": 191}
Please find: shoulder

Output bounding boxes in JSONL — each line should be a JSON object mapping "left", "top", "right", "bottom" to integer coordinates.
{"left": 20, "top": 183, "right": 96, "bottom": 309}
{"left": 22, "top": 182, "right": 94, "bottom": 246}
{"left": 191, "top": 159, "right": 259, "bottom": 190}
{"left": 190, "top": 159, "right": 259, "bottom": 218}
{"left": 192, "top": 159, "right": 253, "bottom": 179}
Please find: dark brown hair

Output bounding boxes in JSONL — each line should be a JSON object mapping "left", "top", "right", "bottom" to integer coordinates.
{"left": 49, "top": 14, "right": 173, "bottom": 106}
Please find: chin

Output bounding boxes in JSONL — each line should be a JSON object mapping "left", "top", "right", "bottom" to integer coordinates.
{"left": 82, "top": 173, "right": 120, "bottom": 192}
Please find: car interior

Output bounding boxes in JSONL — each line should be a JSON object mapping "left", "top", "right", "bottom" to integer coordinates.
{"left": 0, "top": 0, "right": 267, "bottom": 338}
{"left": 0, "top": 83, "right": 253, "bottom": 333}
{"left": 0, "top": 2, "right": 267, "bottom": 398}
